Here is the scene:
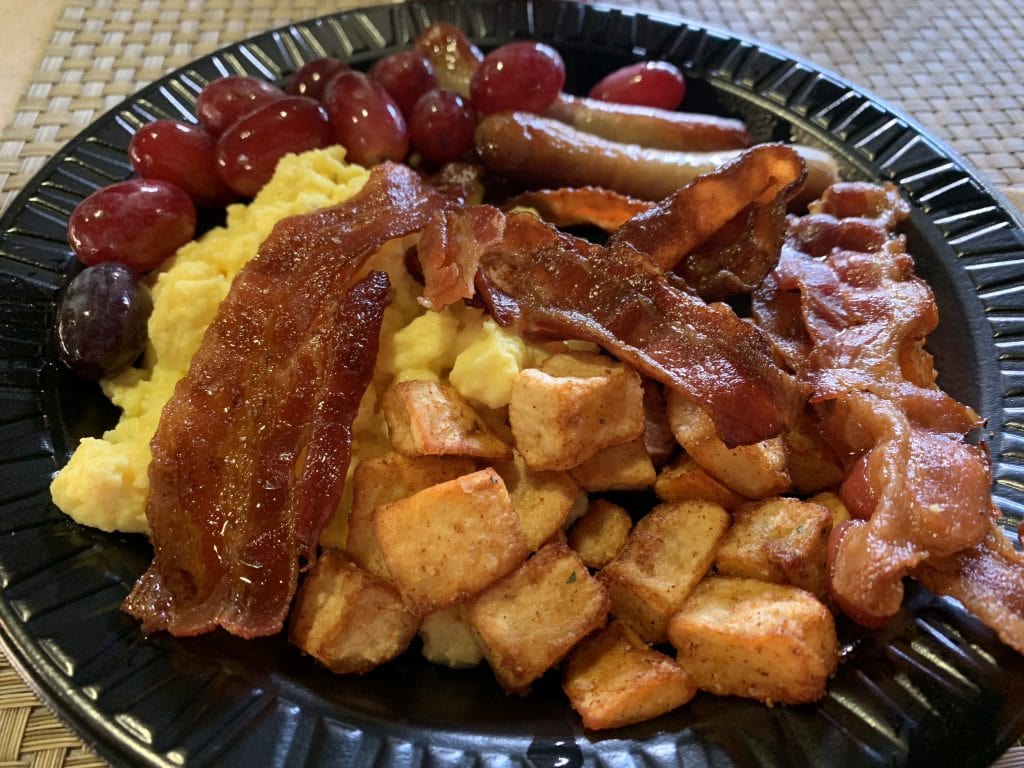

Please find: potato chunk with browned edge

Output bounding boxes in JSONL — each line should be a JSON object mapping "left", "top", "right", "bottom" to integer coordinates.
{"left": 467, "top": 541, "right": 610, "bottom": 694}
{"left": 714, "top": 497, "right": 833, "bottom": 599}
{"left": 289, "top": 550, "right": 420, "bottom": 674}
{"left": 509, "top": 353, "right": 644, "bottom": 471}
{"left": 374, "top": 468, "right": 528, "bottom": 613}
{"left": 599, "top": 500, "right": 729, "bottom": 643}
{"left": 668, "top": 576, "right": 839, "bottom": 704}
{"left": 563, "top": 621, "right": 697, "bottom": 730}
{"left": 567, "top": 499, "right": 632, "bottom": 569}
{"left": 568, "top": 438, "right": 656, "bottom": 491}
{"left": 654, "top": 454, "right": 746, "bottom": 509}
{"left": 346, "top": 453, "right": 477, "bottom": 579}
{"left": 383, "top": 379, "right": 512, "bottom": 460}
{"left": 493, "top": 451, "right": 579, "bottom": 551}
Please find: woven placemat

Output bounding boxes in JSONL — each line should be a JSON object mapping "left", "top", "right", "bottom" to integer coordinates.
{"left": 0, "top": 1, "right": 1021, "bottom": 766}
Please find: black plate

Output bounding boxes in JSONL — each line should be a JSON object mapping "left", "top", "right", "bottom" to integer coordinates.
{"left": 2, "top": 1, "right": 1024, "bottom": 766}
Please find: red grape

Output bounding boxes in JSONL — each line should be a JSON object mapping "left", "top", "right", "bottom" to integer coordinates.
{"left": 215, "top": 96, "right": 333, "bottom": 197}
{"left": 369, "top": 51, "right": 438, "bottom": 116}
{"left": 196, "top": 75, "right": 287, "bottom": 135}
{"left": 55, "top": 262, "right": 153, "bottom": 379}
{"left": 588, "top": 61, "right": 687, "bottom": 110}
{"left": 409, "top": 89, "right": 476, "bottom": 165}
{"left": 322, "top": 71, "right": 410, "bottom": 167}
{"left": 412, "top": 22, "right": 483, "bottom": 97}
{"left": 128, "top": 119, "right": 236, "bottom": 207}
{"left": 286, "top": 58, "right": 350, "bottom": 100}
{"left": 67, "top": 178, "right": 196, "bottom": 273}
{"left": 469, "top": 42, "right": 565, "bottom": 115}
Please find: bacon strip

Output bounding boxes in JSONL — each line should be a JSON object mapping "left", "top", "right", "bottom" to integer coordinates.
{"left": 476, "top": 211, "right": 807, "bottom": 446}
{"left": 752, "top": 181, "right": 1001, "bottom": 628}
{"left": 503, "top": 187, "right": 653, "bottom": 233}
{"left": 125, "top": 164, "right": 450, "bottom": 638}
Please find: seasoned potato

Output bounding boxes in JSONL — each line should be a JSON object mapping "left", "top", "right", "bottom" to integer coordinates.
{"left": 509, "top": 353, "right": 644, "bottom": 471}
{"left": 668, "top": 576, "right": 839, "bottom": 704}
{"left": 346, "top": 453, "right": 477, "bottom": 579}
{"left": 665, "top": 389, "right": 790, "bottom": 498}
{"left": 493, "top": 451, "right": 580, "bottom": 551}
{"left": 289, "top": 550, "right": 420, "bottom": 674}
{"left": 383, "top": 379, "right": 512, "bottom": 460}
{"left": 599, "top": 500, "right": 729, "bottom": 643}
{"left": 419, "top": 605, "right": 484, "bottom": 669}
{"left": 568, "top": 438, "right": 656, "bottom": 491}
{"left": 374, "top": 468, "right": 528, "bottom": 613}
{"left": 467, "top": 541, "right": 610, "bottom": 694}
{"left": 567, "top": 499, "right": 632, "bottom": 569}
{"left": 809, "top": 491, "right": 852, "bottom": 526}
{"left": 714, "top": 497, "right": 833, "bottom": 598}
{"left": 782, "top": 410, "right": 844, "bottom": 494}
{"left": 641, "top": 380, "right": 677, "bottom": 469}
{"left": 563, "top": 621, "right": 697, "bottom": 730}
{"left": 653, "top": 454, "right": 747, "bottom": 509}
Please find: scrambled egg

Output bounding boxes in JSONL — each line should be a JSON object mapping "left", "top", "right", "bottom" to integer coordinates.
{"left": 50, "top": 147, "right": 545, "bottom": 536}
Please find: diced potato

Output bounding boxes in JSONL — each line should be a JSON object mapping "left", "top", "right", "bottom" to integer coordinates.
{"left": 809, "top": 491, "right": 852, "bottom": 526}
{"left": 493, "top": 451, "right": 579, "bottom": 551}
{"left": 374, "top": 468, "right": 528, "bottom": 613}
{"left": 467, "top": 541, "right": 610, "bottom": 694}
{"left": 568, "top": 439, "right": 656, "bottom": 491}
{"left": 667, "top": 576, "right": 839, "bottom": 704}
{"left": 665, "top": 390, "right": 790, "bottom": 498}
{"left": 653, "top": 454, "right": 746, "bottom": 509}
{"left": 509, "top": 353, "right": 644, "bottom": 471}
{"left": 346, "top": 453, "right": 477, "bottom": 579}
{"left": 567, "top": 499, "right": 632, "bottom": 569}
{"left": 289, "top": 550, "right": 420, "bottom": 674}
{"left": 419, "top": 605, "right": 484, "bottom": 669}
{"left": 563, "top": 621, "right": 697, "bottom": 730}
{"left": 641, "top": 380, "right": 677, "bottom": 469}
{"left": 599, "top": 500, "right": 729, "bottom": 643}
{"left": 714, "top": 497, "right": 833, "bottom": 598}
{"left": 382, "top": 379, "right": 512, "bottom": 460}
{"left": 538, "top": 350, "right": 619, "bottom": 378}
{"left": 782, "top": 410, "right": 844, "bottom": 494}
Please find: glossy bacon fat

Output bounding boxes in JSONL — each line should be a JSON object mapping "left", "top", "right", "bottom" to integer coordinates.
{"left": 124, "top": 164, "right": 452, "bottom": 638}
{"left": 753, "top": 182, "right": 1013, "bottom": 634}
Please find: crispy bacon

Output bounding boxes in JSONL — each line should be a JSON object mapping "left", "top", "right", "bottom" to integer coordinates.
{"left": 417, "top": 205, "right": 505, "bottom": 311}
{"left": 753, "top": 181, "right": 1002, "bottom": 629}
{"left": 475, "top": 211, "right": 807, "bottom": 446}
{"left": 503, "top": 187, "right": 653, "bottom": 233}
{"left": 124, "top": 164, "right": 451, "bottom": 638}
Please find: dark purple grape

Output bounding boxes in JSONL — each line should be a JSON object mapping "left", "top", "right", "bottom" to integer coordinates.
{"left": 215, "top": 96, "right": 333, "bottom": 197}
{"left": 369, "top": 51, "right": 438, "bottom": 116}
{"left": 196, "top": 75, "right": 287, "bottom": 136}
{"left": 129, "top": 119, "right": 236, "bottom": 207}
{"left": 322, "top": 71, "right": 410, "bottom": 166}
{"left": 286, "top": 58, "right": 350, "bottom": 100}
{"left": 67, "top": 179, "right": 197, "bottom": 273}
{"left": 410, "top": 89, "right": 476, "bottom": 165}
{"left": 588, "top": 61, "right": 687, "bottom": 110}
{"left": 469, "top": 42, "right": 565, "bottom": 114}
{"left": 55, "top": 262, "right": 153, "bottom": 379}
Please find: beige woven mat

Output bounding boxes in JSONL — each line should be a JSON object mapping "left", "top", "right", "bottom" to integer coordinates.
{"left": 1, "top": 1, "right": 1022, "bottom": 766}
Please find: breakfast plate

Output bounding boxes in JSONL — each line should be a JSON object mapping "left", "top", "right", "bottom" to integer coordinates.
{"left": 2, "top": 1, "right": 1024, "bottom": 766}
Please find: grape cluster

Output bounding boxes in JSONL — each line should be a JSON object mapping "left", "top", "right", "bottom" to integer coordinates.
{"left": 57, "top": 22, "right": 687, "bottom": 379}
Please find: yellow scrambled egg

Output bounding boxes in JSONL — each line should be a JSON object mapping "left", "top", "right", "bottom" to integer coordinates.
{"left": 50, "top": 147, "right": 545, "bottom": 536}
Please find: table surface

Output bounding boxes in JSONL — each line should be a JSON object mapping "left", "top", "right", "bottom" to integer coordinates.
{"left": 0, "top": 1, "right": 1022, "bottom": 766}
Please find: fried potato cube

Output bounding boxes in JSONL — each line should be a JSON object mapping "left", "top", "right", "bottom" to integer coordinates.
{"left": 289, "top": 550, "right": 420, "bottom": 674}
{"left": 782, "top": 410, "right": 844, "bottom": 494}
{"left": 668, "top": 576, "right": 839, "bottom": 704}
{"left": 714, "top": 497, "right": 833, "bottom": 598}
{"left": 509, "top": 354, "right": 644, "bottom": 471}
{"left": 599, "top": 500, "right": 729, "bottom": 644}
{"left": 383, "top": 379, "right": 512, "bottom": 460}
{"left": 493, "top": 451, "right": 579, "bottom": 551}
{"left": 347, "top": 453, "right": 477, "bottom": 579}
{"left": 567, "top": 499, "right": 632, "bottom": 569}
{"left": 665, "top": 390, "right": 790, "bottom": 499}
{"left": 568, "top": 438, "right": 656, "bottom": 491}
{"left": 563, "top": 621, "right": 697, "bottom": 730}
{"left": 641, "top": 380, "right": 677, "bottom": 469}
{"left": 467, "top": 541, "right": 610, "bottom": 694}
{"left": 808, "top": 491, "right": 852, "bottom": 526}
{"left": 419, "top": 605, "right": 484, "bottom": 669}
{"left": 374, "top": 468, "right": 528, "bottom": 613}
{"left": 653, "top": 454, "right": 747, "bottom": 509}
